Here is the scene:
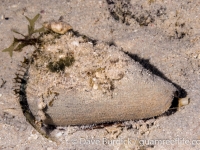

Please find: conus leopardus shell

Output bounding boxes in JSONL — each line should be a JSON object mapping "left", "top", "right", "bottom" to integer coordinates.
{"left": 21, "top": 28, "right": 178, "bottom": 126}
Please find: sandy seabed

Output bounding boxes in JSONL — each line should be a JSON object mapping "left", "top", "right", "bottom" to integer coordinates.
{"left": 0, "top": 0, "right": 200, "bottom": 149}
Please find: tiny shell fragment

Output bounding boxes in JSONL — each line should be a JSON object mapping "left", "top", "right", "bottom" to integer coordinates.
{"left": 179, "top": 97, "right": 190, "bottom": 107}
{"left": 43, "top": 21, "right": 72, "bottom": 34}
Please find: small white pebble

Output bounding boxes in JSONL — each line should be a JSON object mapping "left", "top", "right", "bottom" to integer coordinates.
{"left": 28, "top": 133, "right": 38, "bottom": 140}
{"left": 59, "top": 54, "right": 66, "bottom": 58}
{"left": 0, "top": 94, "right": 2, "bottom": 97}
{"left": 55, "top": 132, "right": 63, "bottom": 138}
{"left": 1, "top": 15, "right": 5, "bottom": 20}
{"left": 93, "top": 83, "right": 98, "bottom": 90}
{"left": 99, "top": 1, "right": 102, "bottom": 4}
{"left": 92, "top": 78, "right": 97, "bottom": 81}
{"left": 71, "top": 41, "right": 79, "bottom": 46}
{"left": 11, "top": 4, "right": 18, "bottom": 8}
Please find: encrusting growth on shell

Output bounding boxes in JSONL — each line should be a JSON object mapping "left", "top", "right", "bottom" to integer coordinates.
{"left": 43, "top": 21, "right": 72, "bottom": 34}
{"left": 37, "top": 110, "right": 47, "bottom": 121}
{"left": 36, "top": 97, "right": 47, "bottom": 121}
{"left": 38, "top": 101, "right": 46, "bottom": 110}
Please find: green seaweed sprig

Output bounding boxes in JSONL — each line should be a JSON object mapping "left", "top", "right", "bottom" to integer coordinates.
{"left": 2, "top": 14, "right": 45, "bottom": 57}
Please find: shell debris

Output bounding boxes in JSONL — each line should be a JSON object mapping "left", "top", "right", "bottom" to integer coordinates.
{"left": 43, "top": 21, "right": 72, "bottom": 34}
{"left": 178, "top": 97, "right": 190, "bottom": 108}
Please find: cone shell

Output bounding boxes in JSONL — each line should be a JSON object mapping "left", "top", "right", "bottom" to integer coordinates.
{"left": 26, "top": 33, "right": 177, "bottom": 126}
